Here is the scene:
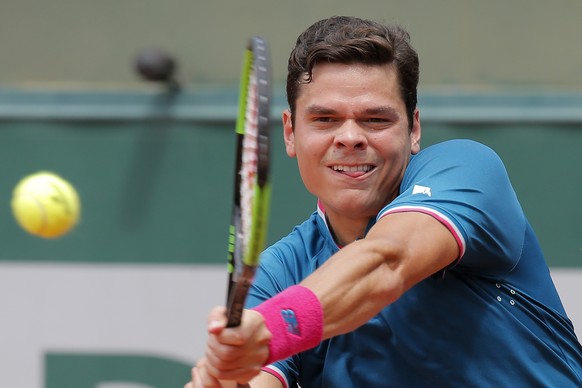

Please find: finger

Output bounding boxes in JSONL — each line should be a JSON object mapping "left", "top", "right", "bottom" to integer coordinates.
{"left": 235, "top": 309, "right": 271, "bottom": 345}
{"left": 218, "top": 311, "right": 270, "bottom": 365}
{"left": 207, "top": 306, "right": 228, "bottom": 333}
{"left": 201, "top": 360, "right": 262, "bottom": 385}
{"left": 207, "top": 327, "right": 243, "bottom": 368}
{"left": 205, "top": 336, "right": 262, "bottom": 373}
{"left": 209, "top": 309, "right": 268, "bottom": 349}
{"left": 205, "top": 312, "right": 270, "bottom": 371}
{"left": 183, "top": 365, "right": 197, "bottom": 388}
{"left": 196, "top": 361, "right": 223, "bottom": 388}
{"left": 216, "top": 365, "right": 263, "bottom": 384}
{"left": 188, "top": 365, "right": 203, "bottom": 388}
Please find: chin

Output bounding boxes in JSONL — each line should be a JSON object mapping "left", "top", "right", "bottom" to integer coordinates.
{"left": 327, "top": 198, "right": 379, "bottom": 218}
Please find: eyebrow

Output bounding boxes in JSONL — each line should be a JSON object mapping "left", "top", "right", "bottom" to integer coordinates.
{"left": 305, "top": 105, "right": 336, "bottom": 115}
{"left": 305, "top": 104, "right": 400, "bottom": 116}
{"left": 362, "top": 106, "right": 400, "bottom": 116}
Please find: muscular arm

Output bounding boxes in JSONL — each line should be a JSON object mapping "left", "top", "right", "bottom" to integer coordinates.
{"left": 198, "top": 211, "right": 459, "bottom": 385}
{"left": 302, "top": 211, "right": 459, "bottom": 338}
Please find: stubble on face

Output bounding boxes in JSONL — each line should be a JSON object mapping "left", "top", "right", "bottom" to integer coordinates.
{"left": 284, "top": 62, "right": 421, "bottom": 242}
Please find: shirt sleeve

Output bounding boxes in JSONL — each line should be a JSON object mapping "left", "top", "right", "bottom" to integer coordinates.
{"left": 378, "top": 139, "right": 526, "bottom": 276}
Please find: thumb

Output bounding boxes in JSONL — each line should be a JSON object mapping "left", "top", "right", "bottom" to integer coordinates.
{"left": 207, "top": 306, "right": 228, "bottom": 335}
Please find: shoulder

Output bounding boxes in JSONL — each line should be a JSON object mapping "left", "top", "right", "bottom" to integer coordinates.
{"left": 407, "top": 139, "right": 507, "bottom": 180}
{"left": 416, "top": 139, "right": 500, "bottom": 161}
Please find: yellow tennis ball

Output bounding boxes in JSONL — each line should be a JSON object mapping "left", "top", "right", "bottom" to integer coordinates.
{"left": 11, "top": 171, "right": 81, "bottom": 238}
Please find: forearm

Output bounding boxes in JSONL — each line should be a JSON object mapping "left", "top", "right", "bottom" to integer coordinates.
{"left": 271, "top": 212, "right": 458, "bottom": 343}
{"left": 253, "top": 212, "right": 458, "bottom": 364}
{"left": 250, "top": 233, "right": 406, "bottom": 364}
{"left": 301, "top": 237, "right": 404, "bottom": 338}
{"left": 300, "top": 212, "right": 458, "bottom": 339}
{"left": 249, "top": 237, "right": 401, "bottom": 364}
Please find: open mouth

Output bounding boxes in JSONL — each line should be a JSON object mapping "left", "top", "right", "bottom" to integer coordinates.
{"left": 331, "top": 164, "right": 375, "bottom": 173}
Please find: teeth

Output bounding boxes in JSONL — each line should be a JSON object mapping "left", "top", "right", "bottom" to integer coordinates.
{"left": 332, "top": 165, "right": 372, "bottom": 172}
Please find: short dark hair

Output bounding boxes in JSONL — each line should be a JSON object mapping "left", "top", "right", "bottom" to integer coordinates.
{"left": 286, "top": 16, "right": 419, "bottom": 128}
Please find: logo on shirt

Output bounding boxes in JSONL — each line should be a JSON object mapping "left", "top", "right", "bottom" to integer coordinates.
{"left": 412, "top": 184, "right": 432, "bottom": 197}
{"left": 281, "top": 309, "right": 300, "bottom": 336}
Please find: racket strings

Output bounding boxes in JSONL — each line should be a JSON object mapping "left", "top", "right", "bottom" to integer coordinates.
{"left": 240, "top": 67, "right": 259, "bottom": 253}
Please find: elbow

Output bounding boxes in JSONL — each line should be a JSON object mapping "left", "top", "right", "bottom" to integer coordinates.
{"left": 369, "top": 243, "right": 409, "bottom": 307}
{"left": 378, "top": 266, "right": 407, "bottom": 306}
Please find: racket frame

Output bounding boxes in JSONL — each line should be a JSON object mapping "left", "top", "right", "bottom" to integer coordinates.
{"left": 225, "top": 36, "right": 271, "bottom": 328}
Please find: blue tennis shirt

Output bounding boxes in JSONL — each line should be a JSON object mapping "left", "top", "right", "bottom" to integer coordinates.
{"left": 246, "top": 140, "right": 582, "bottom": 387}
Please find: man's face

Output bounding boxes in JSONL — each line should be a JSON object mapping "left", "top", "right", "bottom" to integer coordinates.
{"left": 283, "top": 62, "right": 421, "bottom": 221}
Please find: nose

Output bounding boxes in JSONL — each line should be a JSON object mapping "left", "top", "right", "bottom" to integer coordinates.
{"left": 334, "top": 121, "right": 367, "bottom": 150}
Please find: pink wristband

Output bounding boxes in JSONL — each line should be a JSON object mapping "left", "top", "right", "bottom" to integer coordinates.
{"left": 252, "top": 285, "right": 324, "bottom": 364}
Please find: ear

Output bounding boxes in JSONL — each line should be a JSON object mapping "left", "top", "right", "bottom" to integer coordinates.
{"left": 282, "top": 109, "right": 296, "bottom": 157}
{"left": 410, "top": 108, "right": 421, "bottom": 154}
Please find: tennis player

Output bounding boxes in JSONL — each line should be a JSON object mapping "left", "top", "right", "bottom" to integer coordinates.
{"left": 187, "top": 16, "right": 582, "bottom": 387}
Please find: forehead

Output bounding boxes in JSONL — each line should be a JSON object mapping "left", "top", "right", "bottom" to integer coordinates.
{"left": 296, "top": 62, "right": 404, "bottom": 109}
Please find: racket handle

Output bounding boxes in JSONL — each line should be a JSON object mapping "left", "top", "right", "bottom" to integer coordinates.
{"left": 226, "top": 266, "right": 254, "bottom": 327}
{"left": 226, "top": 267, "right": 257, "bottom": 386}
{"left": 229, "top": 281, "right": 253, "bottom": 388}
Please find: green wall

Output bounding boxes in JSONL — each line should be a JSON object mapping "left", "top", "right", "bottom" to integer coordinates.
{"left": 1, "top": 89, "right": 581, "bottom": 267}
{"left": 45, "top": 353, "right": 190, "bottom": 388}
{"left": 0, "top": 89, "right": 311, "bottom": 265}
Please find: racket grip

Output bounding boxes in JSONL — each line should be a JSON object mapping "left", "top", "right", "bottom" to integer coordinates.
{"left": 226, "top": 267, "right": 254, "bottom": 327}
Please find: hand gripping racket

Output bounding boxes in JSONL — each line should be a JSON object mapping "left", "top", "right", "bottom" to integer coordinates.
{"left": 225, "top": 36, "right": 272, "bottom": 328}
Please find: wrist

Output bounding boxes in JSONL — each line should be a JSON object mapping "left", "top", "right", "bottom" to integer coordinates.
{"left": 252, "top": 285, "right": 324, "bottom": 364}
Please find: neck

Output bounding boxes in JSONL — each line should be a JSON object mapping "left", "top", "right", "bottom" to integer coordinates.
{"left": 325, "top": 213, "right": 370, "bottom": 246}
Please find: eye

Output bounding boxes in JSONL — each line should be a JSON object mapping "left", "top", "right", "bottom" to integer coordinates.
{"left": 313, "top": 116, "right": 335, "bottom": 123}
{"left": 360, "top": 106, "right": 400, "bottom": 128}
{"left": 309, "top": 116, "right": 339, "bottom": 129}
{"left": 362, "top": 117, "right": 392, "bottom": 128}
{"left": 366, "top": 117, "right": 389, "bottom": 123}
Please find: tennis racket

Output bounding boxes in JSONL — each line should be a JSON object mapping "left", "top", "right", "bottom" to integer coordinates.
{"left": 225, "top": 36, "right": 272, "bottom": 328}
